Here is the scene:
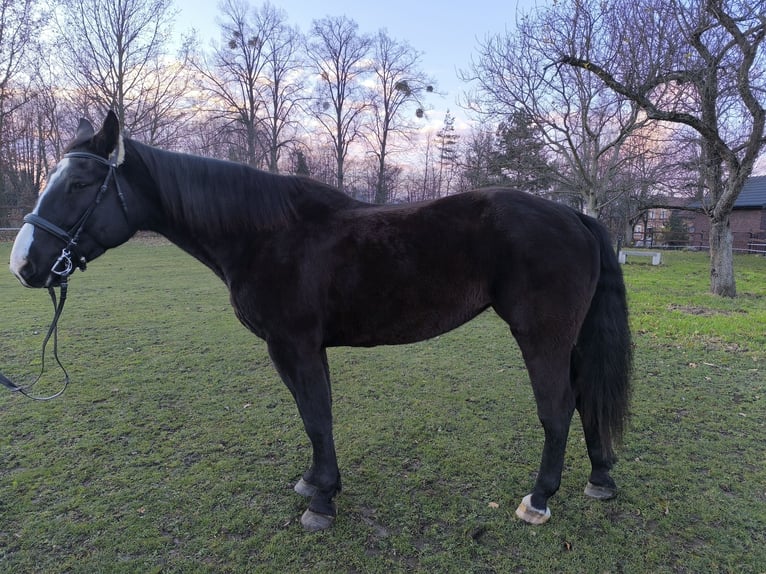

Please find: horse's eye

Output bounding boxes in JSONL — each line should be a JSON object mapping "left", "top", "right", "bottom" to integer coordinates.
{"left": 72, "top": 182, "right": 88, "bottom": 191}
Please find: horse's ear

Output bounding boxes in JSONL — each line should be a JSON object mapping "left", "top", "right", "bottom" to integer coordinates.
{"left": 76, "top": 118, "right": 95, "bottom": 140}
{"left": 94, "top": 110, "right": 124, "bottom": 164}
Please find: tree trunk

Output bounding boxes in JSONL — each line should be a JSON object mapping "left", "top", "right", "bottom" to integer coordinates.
{"left": 624, "top": 220, "right": 635, "bottom": 246}
{"left": 374, "top": 158, "right": 386, "bottom": 204}
{"left": 584, "top": 192, "right": 600, "bottom": 218}
{"left": 268, "top": 125, "right": 279, "bottom": 173}
{"left": 374, "top": 133, "right": 388, "bottom": 204}
{"left": 709, "top": 213, "right": 736, "bottom": 297}
{"left": 336, "top": 152, "right": 344, "bottom": 193}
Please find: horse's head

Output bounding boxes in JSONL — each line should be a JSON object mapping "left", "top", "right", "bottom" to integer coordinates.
{"left": 10, "top": 111, "right": 135, "bottom": 288}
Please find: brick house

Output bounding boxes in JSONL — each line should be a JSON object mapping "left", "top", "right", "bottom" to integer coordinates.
{"left": 685, "top": 175, "right": 766, "bottom": 253}
{"left": 632, "top": 175, "right": 766, "bottom": 253}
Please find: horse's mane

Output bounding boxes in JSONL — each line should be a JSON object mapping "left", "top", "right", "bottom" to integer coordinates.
{"left": 126, "top": 139, "right": 362, "bottom": 235}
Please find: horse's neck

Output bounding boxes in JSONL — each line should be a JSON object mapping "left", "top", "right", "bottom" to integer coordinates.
{"left": 130, "top": 141, "right": 210, "bottom": 195}
{"left": 125, "top": 142, "right": 246, "bottom": 274}
{"left": 125, "top": 140, "right": 367, "bottom": 280}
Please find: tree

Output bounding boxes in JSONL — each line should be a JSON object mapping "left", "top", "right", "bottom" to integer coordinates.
{"left": 0, "top": 0, "right": 40, "bottom": 123}
{"left": 464, "top": 8, "right": 650, "bottom": 216}
{"left": 560, "top": 0, "right": 765, "bottom": 297}
{"left": 493, "top": 109, "right": 553, "bottom": 193}
{"left": 196, "top": 0, "right": 301, "bottom": 169}
{"left": 289, "top": 148, "right": 311, "bottom": 176}
{"left": 54, "top": 0, "right": 188, "bottom": 144}
{"left": 412, "top": 128, "right": 440, "bottom": 201}
{"left": 128, "top": 38, "right": 197, "bottom": 149}
{"left": 367, "top": 30, "right": 433, "bottom": 203}
{"left": 460, "top": 125, "right": 499, "bottom": 190}
{"left": 0, "top": 90, "right": 47, "bottom": 226}
{"left": 434, "top": 110, "right": 460, "bottom": 196}
{"left": 306, "top": 16, "right": 371, "bottom": 192}
{"left": 660, "top": 211, "right": 690, "bottom": 247}
{"left": 0, "top": 0, "right": 45, "bottom": 225}
{"left": 259, "top": 4, "right": 304, "bottom": 173}
{"left": 196, "top": 0, "right": 269, "bottom": 166}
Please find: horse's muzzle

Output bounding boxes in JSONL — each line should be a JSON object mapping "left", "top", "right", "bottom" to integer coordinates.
{"left": 10, "top": 260, "right": 54, "bottom": 289}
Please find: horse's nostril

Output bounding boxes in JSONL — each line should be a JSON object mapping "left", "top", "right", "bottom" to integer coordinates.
{"left": 11, "top": 259, "right": 40, "bottom": 288}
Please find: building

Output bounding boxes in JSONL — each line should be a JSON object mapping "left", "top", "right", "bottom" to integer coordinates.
{"left": 685, "top": 175, "right": 766, "bottom": 253}
{"left": 631, "top": 197, "right": 696, "bottom": 247}
{"left": 631, "top": 176, "right": 766, "bottom": 253}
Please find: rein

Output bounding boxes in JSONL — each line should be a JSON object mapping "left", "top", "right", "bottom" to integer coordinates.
{"left": 0, "top": 282, "right": 70, "bottom": 401}
{"left": 0, "top": 150, "right": 126, "bottom": 401}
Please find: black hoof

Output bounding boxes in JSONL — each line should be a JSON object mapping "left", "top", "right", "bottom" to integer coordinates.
{"left": 294, "top": 478, "right": 319, "bottom": 498}
{"left": 301, "top": 509, "right": 335, "bottom": 531}
{"left": 584, "top": 481, "right": 618, "bottom": 500}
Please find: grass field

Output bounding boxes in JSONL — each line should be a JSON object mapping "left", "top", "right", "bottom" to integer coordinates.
{"left": 1, "top": 241, "right": 764, "bottom": 573}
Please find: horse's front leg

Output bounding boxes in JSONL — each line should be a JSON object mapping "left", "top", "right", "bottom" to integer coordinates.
{"left": 268, "top": 343, "right": 341, "bottom": 531}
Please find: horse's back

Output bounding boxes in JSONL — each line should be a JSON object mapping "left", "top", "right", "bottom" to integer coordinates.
{"left": 313, "top": 188, "right": 601, "bottom": 347}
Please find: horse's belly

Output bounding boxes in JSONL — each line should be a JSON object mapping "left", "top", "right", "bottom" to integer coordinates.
{"left": 325, "top": 287, "right": 490, "bottom": 347}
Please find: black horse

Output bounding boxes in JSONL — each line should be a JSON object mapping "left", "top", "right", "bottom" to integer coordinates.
{"left": 9, "top": 112, "right": 631, "bottom": 530}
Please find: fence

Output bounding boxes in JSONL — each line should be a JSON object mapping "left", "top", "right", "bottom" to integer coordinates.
{"left": 0, "top": 227, "right": 20, "bottom": 241}
{"left": 633, "top": 230, "right": 766, "bottom": 255}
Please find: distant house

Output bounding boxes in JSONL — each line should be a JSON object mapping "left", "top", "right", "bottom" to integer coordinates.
{"left": 685, "top": 175, "right": 766, "bottom": 253}
{"left": 631, "top": 197, "right": 696, "bottom": 247}
{"left": 631, "top": 175, "right": 766, "bottom": 253}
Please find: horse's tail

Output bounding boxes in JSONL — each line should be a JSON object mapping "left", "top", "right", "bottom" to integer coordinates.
{"left": 572, "top": 214, "right": 632, "bottom": 460}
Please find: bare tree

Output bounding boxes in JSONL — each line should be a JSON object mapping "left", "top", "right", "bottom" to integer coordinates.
{"left": 128, "top": 36, "right": 197, "bottom": 149}
{"left": 195, "top": 0, "right": 268, "bottom": 166}
{"left": 259, "top": 4, "right": 305, "bottom": 173}
{"left": 0, "top": 0, "right": 40, "bottom": 120}
{"left": 194, "top": 1, "right": 303, "bottom": 170}
{"left": 464, "top": 9, "right": 650, "bottom": 217}
{"left": 410, "top": 128, "right": 441, "bottom": 201}
{"left": 0, "top": 0, "right": 45, "bottom": 225}
{"left": 54, "top": 0, "right": 186, "bottom": 144}
{"left": 459, "top": 125, "right": 498, "bottom": 190}
{"left": 560, "top": 0, "right": 765, "bottom": 297}
{"left": 306, "top": 15, "right": 371, "bottom": 192}
{"left": 367, "top": 30, "right": 433, "bottom": 203}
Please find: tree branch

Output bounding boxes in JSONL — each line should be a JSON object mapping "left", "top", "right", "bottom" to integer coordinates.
{"left": 559, "top": 55, "right": 732, "bottom": 161}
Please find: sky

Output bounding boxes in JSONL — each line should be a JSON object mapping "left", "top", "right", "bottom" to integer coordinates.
{"left": 175, "top": 0, "right": 544, "bottom": 129}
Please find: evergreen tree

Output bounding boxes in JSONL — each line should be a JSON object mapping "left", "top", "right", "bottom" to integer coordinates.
{"left": 660, "top": 211, "right": 689, "bottom": 248}
{"left": 493, "top": 109, "right": 551, "bottom": 192}
{"left": 292, "top": 149, "right": 310, "bottom": 177}
{"left": 460, "top": 128, "right": 497, "bottom": 190}
{"left": 435, "top": 110, "right": 459, "bottom": 196}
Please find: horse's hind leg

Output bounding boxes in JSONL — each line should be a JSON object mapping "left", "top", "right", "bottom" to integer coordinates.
{"left": 268, "top": 343, "right": 341, "bottom": 531}
{"left": 577, "top": 398, "right": 618, "bottom": 500}
{"left": 512, "top": 335, "right": 576, "bottom": 525}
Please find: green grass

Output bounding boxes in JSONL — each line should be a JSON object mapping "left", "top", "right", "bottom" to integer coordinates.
{"left": 1, "top": 243, "right": 765, "bottom": 573}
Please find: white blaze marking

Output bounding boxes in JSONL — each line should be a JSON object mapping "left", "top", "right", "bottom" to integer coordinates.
{"left": 37, "top": 158, "right": 71, "bottom": 205}
{"left": 9, "top": 159, "right": 71, "bottom": 285}
{"left": 9, "top": 225, "right": 34, "bottom": 285}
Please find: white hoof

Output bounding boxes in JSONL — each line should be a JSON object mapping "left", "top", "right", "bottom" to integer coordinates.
{"left": 515, "top": 494, "right": 551, "bottom": 525}
{"left": 301, "top": 509, "right": 335, "bottom": 532}
{"left": 294, "top": 478, "right": 318, "bottom": 498}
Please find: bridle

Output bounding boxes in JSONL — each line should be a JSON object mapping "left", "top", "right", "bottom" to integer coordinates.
{"left": 0, "top": 150, "right": 127, "bottom": 400}
{"left": 25, "top": 151, "right": 128, "bottom": 282}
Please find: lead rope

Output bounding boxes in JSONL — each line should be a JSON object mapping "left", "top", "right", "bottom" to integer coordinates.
{"left": 0, "top": 281, "right": 71, "bottom": 401}
{"left": 1, "top": 150, "right": 123, "bottom": 401}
